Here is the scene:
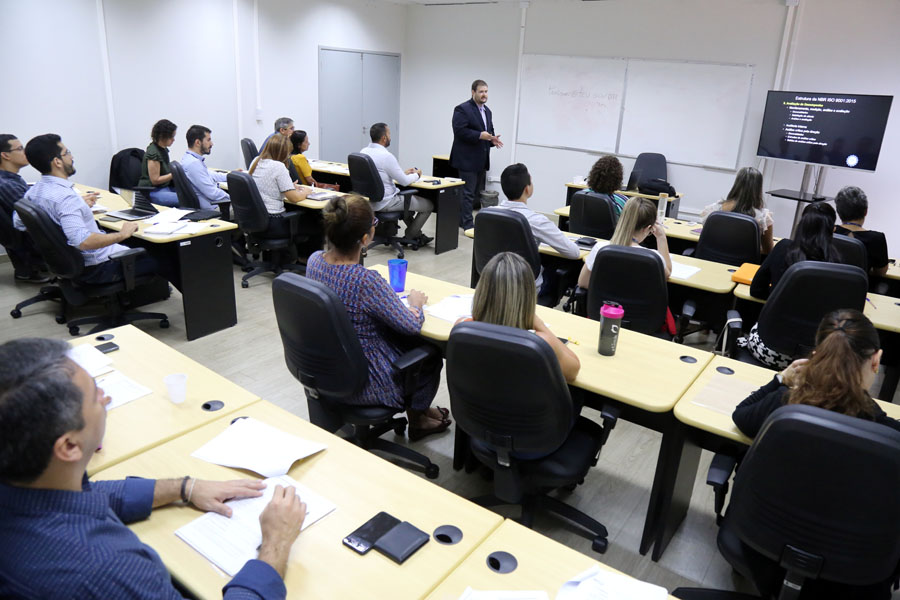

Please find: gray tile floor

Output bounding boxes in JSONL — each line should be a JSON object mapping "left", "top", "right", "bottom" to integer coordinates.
{"left": 2, "top": 218, "right": 895, "bottom": 596}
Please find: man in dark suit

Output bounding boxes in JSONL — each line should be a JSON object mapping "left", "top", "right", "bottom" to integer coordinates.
{"left": 450, "top": 79, "right": 503, "bottom": 230}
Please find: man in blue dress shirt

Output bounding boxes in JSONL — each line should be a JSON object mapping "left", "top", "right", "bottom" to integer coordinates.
{"left": 181, "top": 125, "right": 230, "bottom": 211}
{"left": 0, "top": 134, "right": 48, "bottom": 282}
{"left": 0, "top": 338, "right": 307, "bottom": 599}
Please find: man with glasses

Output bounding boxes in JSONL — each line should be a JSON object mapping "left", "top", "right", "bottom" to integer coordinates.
{"left": 13, "top": 134, "right": 161, "bottom": 285}
{"left": 0, "top": 134, "right": 48, "bottom": 282}
{"left": 259, "top": 117, "right": 295, "bottom": 154}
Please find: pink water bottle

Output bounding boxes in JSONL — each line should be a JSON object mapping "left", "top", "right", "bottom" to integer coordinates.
{"left": 598, "top": 302, "right": 624, "bottom": 356}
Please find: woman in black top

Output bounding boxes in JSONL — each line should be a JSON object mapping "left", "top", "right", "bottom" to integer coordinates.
{"left": 744, "top": 202, "right": 840, "bottom": 368}
{"left": 733, "top": 309, "right": 896, "bottom": 438}
{"left": 834, "top": 185, "right": 890, "bottom": 277}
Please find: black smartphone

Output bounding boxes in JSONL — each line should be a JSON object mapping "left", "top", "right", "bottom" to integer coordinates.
{"left": 95, "top": 342, "right": 119, "bottom": 354}
{"left": 343, "top": 511, "right": 400, "bottom": 555}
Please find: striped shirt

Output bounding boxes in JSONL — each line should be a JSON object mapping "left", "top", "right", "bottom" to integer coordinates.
{"left": 13, "top": 175, "right": 127, "bottom": 266}
{"left": 0, "top": 474, "right": 285, "bottom": 599}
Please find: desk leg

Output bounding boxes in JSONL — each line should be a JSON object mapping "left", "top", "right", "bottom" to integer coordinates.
{"left": 177, "top": 232, "right": 237, "bottom": 340}
{"left": 639, "top": 419, "right": 701, "bottom": 560}
{"left": 434, "top": 186, "right": 461, "bottom": 255}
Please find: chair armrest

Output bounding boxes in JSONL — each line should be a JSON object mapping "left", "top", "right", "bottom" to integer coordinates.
{"left": 108, "top": 247, "right": 147, "bottom": 291}
{"left": 707, "top": 452, "right": 738, "bottom": 524}
{"left": 563, "top": 286, "right": 588, "bottom": 316}
{"left": 393, "top": 344, "right": 440, "bottom": 402}
{"left": 723, "top": 309, "right": 743, "bottom": 357}
{"left": 280, "top": 209, "right": 302, "bottom": 237}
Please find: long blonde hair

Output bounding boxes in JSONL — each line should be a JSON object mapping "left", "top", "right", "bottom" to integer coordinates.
{"left": 610, "top": 197, "right": 656, "bottom": 246}
{"left": 249, "top": 133, "right": 291, "bottom": 175}
{"left": 472, "top": 252, "right": 536, "bottom": 330}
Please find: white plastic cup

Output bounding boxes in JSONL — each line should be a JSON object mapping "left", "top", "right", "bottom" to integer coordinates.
{"left": 164, "top": 373, "right": 188, "bottom": 405}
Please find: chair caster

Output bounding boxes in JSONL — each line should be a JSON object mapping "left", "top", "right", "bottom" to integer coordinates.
{"left": 159, "top": 319, "right": 169, "bottom": 329}
{"left": 55, "top": 315, "right": 66, "bottom": 324}
{"left": 68, "top": 326, "right": 80, "bottom": 336}
{"left": 425, "top": 463, "right": 440, "bottom": 479}
{"left": 241, "top": 280, "right": 249, "bottom": 289}
{"left": 392, "top": 420, "right": 407, "bottom": 436}
{"left": 591, "top": 536, "right": 608, "bottom": 554}
{"left": 673, "top": 335, "right": 684, "bottom": 344}
{"left": 10, "top": 309, "right": 21, "bottom": 318}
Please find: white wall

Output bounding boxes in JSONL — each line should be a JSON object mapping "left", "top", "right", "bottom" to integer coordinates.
{"left": 768, "top": 0, "right": 900, "bottom": 252}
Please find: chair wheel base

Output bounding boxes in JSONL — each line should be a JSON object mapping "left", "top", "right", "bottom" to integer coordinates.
{"left": 241, "top": 281, "right": 249, "bottom": 289}
{"left": 55, "top": 315, "right": 66, "bottom": 324}
{"left": 591, "top": 536, "right": 608, "bottom": 553}
{"left": 160, "top": 319, "right": 169, "bottom": 329}
{"left": 425, "top": 463, "right": 440, "bottom": 479}
{"left": 392, "top": 421, "right": 407, "bottom": 436}
{"left": 69, "top": 326, "right": 80, "bottom": 336}
{"left": 10, "top": 309, "right": 21, "bottom": 318}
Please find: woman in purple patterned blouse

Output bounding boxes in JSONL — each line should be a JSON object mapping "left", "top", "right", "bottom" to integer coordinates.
{"left": 305, "top": 195, "right": 450, "bottom": 440}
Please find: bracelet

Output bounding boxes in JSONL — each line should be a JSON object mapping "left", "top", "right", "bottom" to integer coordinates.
{"left": 180, "top": 476, "right": 190, "bottom": 503}
{"left": 187, "top": 478, "right": 197, "bottom": 505}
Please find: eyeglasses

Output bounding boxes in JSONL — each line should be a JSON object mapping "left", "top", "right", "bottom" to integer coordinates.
{"left": 7, "top": 146, "right": 24, "bottom": 153}
{"left": 58, "top": 149, "right": 72, "bottom": 158}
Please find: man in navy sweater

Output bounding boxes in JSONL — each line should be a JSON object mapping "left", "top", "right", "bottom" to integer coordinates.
{"left": 0, "top": 338, "right": 306, "bottom": 599}
{"left": 450, "top": 79, "right": 503, "bottom": 230}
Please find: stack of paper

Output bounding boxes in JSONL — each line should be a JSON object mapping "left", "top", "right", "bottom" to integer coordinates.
{"left": 669, "top": 261, "right": 701, "bottom": 281}
{"left": 95, "top": 370, "right": 153, "bottom": 410}
{"left": 91, "top": 203, "right": 110, "bottom": 214}
{"left": 146, "top": 208, "right": 193, "bottom": 225}
{"left": 425, "top": 294, "right": 474, "bottom": 323}
{"left": 68, "top": 344, "right": 114, "bottom": 378}
{"left": 143, "top": 222, "right": 207, "bottom": 236}
{"left": 191, "top": 417, "right": 327, "bottom": 477}
{"left": 556, "top": 566, "right": 668, "bottom": 600}
{"left": 175, "top": 475, "right": 336, "bottom": 576}
{"left": 459, "top": 590, "right": 549, "bottom": 600}
{"left": 690, "top": 374, "right": 761, "bottom": 415}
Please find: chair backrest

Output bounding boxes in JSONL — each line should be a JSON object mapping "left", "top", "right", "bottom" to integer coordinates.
{"left": 347, "top": 152, "right": 385, "bottom": 205}
{"left": 14, "top": 199, "right": 84, "bottom": 279}
{"left": 586, "top": 245, "right": 668, "bottom": 334}
{"left": 725, "top": 404, "right": 900, "bottom": 588}
{"left": 631, "top": 152, "right": 667, "bottom": 187}
{"left": 472, "top": 207, "right": 541, "bottom": 279}
{"left": 226, "top": 171, "right": 271, "bottom": 233}
{"left": 833, "top": 233, "right": 868, "bottom": 272}
{"left": 0, "top": 202, "right": 22, "bottom": 249}
{"left": 757, "top": 261, "right": 867, "bottom": 358}
{"left": 240, "top": 138, "right": 259, "bottom": 170}
{"left": 695, "top": 211, "right": 761, "bottom": 266}
{"left": 108, "top": 147, "right": 144, "bottom": 193}
{"left": 569, "top": 190, "right": 617, "bottom": 239}
{"left": 272, "top": 273, "right": 369, "bottom": 431}
{"left": 169, "top": 161, "right": 202, "bottom": 210}
{"left": 446, "top": 321, "right": 574, "bottom": 460}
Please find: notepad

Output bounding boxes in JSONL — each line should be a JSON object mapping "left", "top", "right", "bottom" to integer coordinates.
{"left": 95, "top": 370, "right": 153, "bottom": 410}
{"left": 191, "top": 417, "right": 327, "bottom": 477}
{"left": 67, "top": 344, "right": 114, "bottom": 378}
{"left": 143, "top": 222, "right": 207, "bottom": 236}
{"left": 425, "top": 294, "right": 473, "bottom": 323}
{"left": 175, "top": 475, "right": 335, "bottom": 576}
{"left": 91, "top": 203, "right": 110, "bottom": 214}
{"left": 690, "top": 373, "right": 762, "bottom": 416}
{"left": 669, "top": 260, "right": 701, "bottom": 280}
{"left": 146, "top": 208, "right": 193, "bottom": 225}
{"left": 556, "top": 565, "right": 667, "bottom": 600}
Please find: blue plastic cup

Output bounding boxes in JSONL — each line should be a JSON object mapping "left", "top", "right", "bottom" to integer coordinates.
{"left": 387, "top": 259, "right": 408, "bottom": 292}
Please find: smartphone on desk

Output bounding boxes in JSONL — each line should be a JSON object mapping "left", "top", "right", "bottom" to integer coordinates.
{"left": 343, "top": 511, "right": 400, "bottom": 555}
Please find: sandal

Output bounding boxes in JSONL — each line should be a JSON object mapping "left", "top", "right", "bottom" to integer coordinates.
{"left": 408, "top": 419, "right": 451, "bottom": 442}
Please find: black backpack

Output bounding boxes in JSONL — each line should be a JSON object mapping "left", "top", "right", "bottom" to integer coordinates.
{"left": 638, "top": 177, "right": 676, "bottom": 196}
{"left": 108, "top": 147, "right": 145, "bottom": 193}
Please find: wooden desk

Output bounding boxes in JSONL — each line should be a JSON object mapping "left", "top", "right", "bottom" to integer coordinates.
{"left": 79, "top": 184, "right": 238, "bottom": 340}
{"left": 97, "top": 400, "right": 503, "bottom": 600}
{"left": 77, "top": 325, "right": 260, "bottom": 476}
{"left": 308, "top": 159, "right": 465, "bottom": 255}
{"left": 425, "top": 520, "right": 677, "bottom": 600}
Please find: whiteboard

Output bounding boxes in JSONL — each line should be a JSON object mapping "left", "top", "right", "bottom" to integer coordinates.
{"left": 618, "top": 60, "right": 754, "bottom": 169}
{"left": 516, "top": 54, "right": 626, "bottom": 153}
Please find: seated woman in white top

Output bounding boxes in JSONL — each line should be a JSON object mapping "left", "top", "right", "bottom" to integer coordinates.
{"left": 700, "top": 167, "right": 774, "bottom": 254}
{"left": 249, "top": 133, "right": 311, "bottom": 216}
{"left": 577, "top": 196, "right": 672, "bottom": 289}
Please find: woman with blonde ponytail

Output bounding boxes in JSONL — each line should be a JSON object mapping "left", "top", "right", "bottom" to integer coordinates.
{"left": 732, "top": 309, "right": 895, "bottom": 438}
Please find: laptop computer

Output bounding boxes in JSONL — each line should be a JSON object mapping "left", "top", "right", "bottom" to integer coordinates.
{"left": 107, "top": 192, "right": 159, "bottom": 221}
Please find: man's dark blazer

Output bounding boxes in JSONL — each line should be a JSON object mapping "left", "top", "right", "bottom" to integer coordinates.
{"left": 450, "top": 98, "right": 494, "bottom": 173}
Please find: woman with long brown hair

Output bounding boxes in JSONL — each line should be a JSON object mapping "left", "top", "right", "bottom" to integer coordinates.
{"left": 249, "top": 133, "right": 311, "bottom": 215}
{"left": 732, "top": 309, "right": 896, "bottom": 438}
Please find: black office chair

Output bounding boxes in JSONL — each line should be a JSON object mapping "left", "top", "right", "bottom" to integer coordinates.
{"left": 470, "top": 207, "right": 541, "bottom": 288}
{"left": 169, "top": 161, "right": 222, "bottom": 220}
{"left": 272, "top": 272, "right": 440, "bottom": 479}
{"left": 573, "top": 245, "right": 670, "bottom": 337}
{"left": 1, "top": 206, "right": 64, "bottom": 322}
{"left": 447, "top": 321, "right": 617, "bottom": 553}
{"left": 832, "top": 233, "right": 868, "bottom": 272}
{"left": 347, "top": 152, "right": 419, "bottom": 259}
{"left": 240, "top": 138, "right": 259, "bottom": 170}
{"left": 676, "top": 405, "right": 900, "bottom": 600}
{"left": 724, "top": 262, "right": 868, "bottom": 365}
{"left": 631, "top": 152, "right": 667, "bottom": 189}
{"left": 15, "top": 200, "right": 169, "bottom": 336}
{"left": 568, "top": 190, "right": 617, "bottom": 239}
{"left": 108, "top": 147, "right": 155, "bottom": 203}
{"left": 677, "top": 212, "right": 761, "bottom": 342}
{"left": 226, "top": 171, "right": 305, "bottom": 288}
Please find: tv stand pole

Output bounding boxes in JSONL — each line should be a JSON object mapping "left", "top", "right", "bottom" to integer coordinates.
{"left": 766, "top": 164, "right": 831, "bottom": 238}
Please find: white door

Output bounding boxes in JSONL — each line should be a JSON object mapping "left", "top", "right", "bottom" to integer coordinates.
{"left": 318, "top": 49, "right": 401, "bottom": 163}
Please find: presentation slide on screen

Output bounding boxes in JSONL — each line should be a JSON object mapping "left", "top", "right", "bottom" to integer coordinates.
{"left": 757, "top": 92, "right": 892, "bottom": 171}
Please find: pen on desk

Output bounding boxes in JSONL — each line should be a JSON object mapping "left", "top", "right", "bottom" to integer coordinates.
{"left": 866, "top": 297, "right": 877, "bottom": 309}
{"left": 567, "top": 337, "right": 580, "bottom": 345}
